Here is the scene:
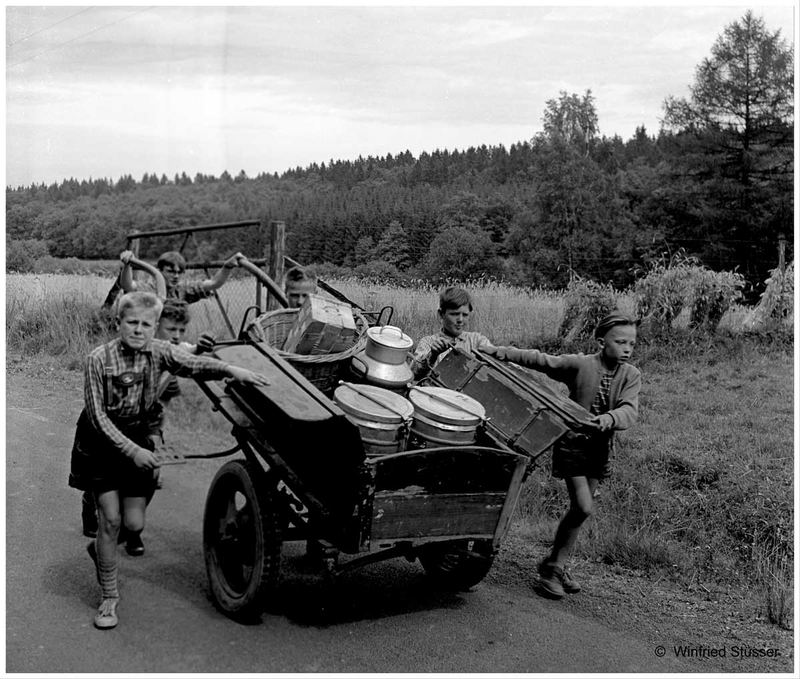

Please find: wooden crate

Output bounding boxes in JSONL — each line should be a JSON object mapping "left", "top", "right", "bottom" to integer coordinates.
{"left": 283, "top": 294, "right": 358, "bottom": 355}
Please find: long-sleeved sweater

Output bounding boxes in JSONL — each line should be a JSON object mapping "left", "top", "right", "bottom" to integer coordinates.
{"left": 493, "top": 347, "right": 641, "bottom": 431}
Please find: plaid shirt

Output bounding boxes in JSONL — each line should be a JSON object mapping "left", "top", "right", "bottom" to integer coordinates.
{"left": 157, "top": 341, "right": 197, "bottom": 403}
{"left": 84, "top": 338, "right": 229, "bottom": 458}
{"left": 590, "top": 366, "right": 619, "bottom": 415}
{"left": 410, "top": 330, "right": 495, "bottom": 380}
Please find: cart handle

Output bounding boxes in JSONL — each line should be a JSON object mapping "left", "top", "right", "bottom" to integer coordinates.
{"left": 128, "top": 255, "right": 167, "bottom": 300}
{"left": 236, "top": 255, "right": 289, "bottom": 308}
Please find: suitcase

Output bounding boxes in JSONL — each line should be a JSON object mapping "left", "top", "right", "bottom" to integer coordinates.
{"left": 421, "top": 348, "right": 593, "bottom": 460}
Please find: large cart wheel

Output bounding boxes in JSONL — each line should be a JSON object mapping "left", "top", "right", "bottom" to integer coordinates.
{"left": 203, "top": 459, "right": 282, "bottom": 618}
{"left": 418, "top": 539, "right": 495, "bottom": 591}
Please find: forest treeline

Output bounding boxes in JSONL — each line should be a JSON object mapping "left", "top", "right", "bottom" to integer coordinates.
{"left": 6, "top": 12, "right": 793, "bottom": 297}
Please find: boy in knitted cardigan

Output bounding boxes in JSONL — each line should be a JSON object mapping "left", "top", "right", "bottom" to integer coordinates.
{"left": 484, "top": 312, "right": 640, "bottom": 599}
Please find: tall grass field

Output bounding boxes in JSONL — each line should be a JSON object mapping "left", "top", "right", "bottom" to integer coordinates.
{"left": 6, "top": 271, "right": 794, "bottom": 629}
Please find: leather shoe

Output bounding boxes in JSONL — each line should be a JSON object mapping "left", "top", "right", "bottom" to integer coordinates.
{"left": 125, "top": 532, "right": 145, "bottom": 557}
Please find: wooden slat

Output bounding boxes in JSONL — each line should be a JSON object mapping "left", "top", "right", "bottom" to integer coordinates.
{"left": 370, "top": 491, "right": 505, "bottom": 540}
{"left": 214, "top": 344, "right": 333, "bottom": 422}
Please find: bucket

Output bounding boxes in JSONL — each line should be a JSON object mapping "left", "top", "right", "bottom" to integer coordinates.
{"left": 407, "top": 386, "right": 485, "bottom": 447}
{"left": 333, "top": 382, "right": 413, "bottom": 457}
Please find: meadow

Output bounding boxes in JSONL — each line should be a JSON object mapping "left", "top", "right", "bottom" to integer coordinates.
{"left": 5, "top": 271, "right": 794, "bottom": 629}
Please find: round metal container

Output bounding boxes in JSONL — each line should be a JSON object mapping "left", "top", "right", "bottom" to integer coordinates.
{"left": 333, "top": 382, "right": 414, "bottom": 457}
{"left": 364, "top": 325, "right": 414, "bottom": 365}
{"left": 350, "top": 351, "right": 414, "bottom": 391}
{"left": 407, "top": 386, "right": 485, "bottom": 446}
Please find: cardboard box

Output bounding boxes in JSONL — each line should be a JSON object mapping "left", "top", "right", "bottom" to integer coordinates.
{"left": 283, "top": 294, "right": 358, "bottom": 355}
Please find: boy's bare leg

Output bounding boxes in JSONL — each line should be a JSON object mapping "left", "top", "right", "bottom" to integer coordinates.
{"left": 96, "top": 490, "right": 122, "bottom": 567}
{"left": 121, "top": 495, "right": 148, "bottom": 556}
{"left": 121, "top": 496, "right": 147, "bottom": 533}
{"left": 547, "top": 476, "right": 599, "bottom": 567}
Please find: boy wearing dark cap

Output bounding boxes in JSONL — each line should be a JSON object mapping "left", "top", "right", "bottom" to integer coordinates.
{"left": 484, "top": 312, "right": 640, "bottom": 599}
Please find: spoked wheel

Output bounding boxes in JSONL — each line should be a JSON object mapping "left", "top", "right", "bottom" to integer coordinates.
{"left": 203, "top": 459, "right": 282, "bottom": 618}
{"left": 418, "top": 539, "right": 495, "bottom": 591}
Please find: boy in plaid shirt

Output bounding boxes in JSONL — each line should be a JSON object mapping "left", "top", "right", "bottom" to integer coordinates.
{"left": 69, "top": 291, "right": 269, "bottom": 630}
{"left": 79, "top": 301, "right": 216, "bottom": 544}
{"left": 485, "top": 312, "right": 640, "bottom": 599}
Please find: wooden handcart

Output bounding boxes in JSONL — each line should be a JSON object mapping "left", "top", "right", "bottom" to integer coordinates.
{"left": 193, "top": 337, "right": 592, "bottom": 620}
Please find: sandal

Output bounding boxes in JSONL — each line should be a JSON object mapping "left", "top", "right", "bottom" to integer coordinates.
{"left": 93, "top": 597, "right": 119, "bottom": 630}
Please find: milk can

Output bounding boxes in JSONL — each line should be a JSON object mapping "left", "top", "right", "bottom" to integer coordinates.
{"left": 333, "top": 382, "right": 414, "bottom": 457}
{"left": 350, "top": 325, "right": 414, "bottom": 390}
{"left": 407, "top": 386, "right": 486, "bottom": 447}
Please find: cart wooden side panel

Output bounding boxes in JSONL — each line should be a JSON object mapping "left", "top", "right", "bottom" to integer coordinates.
{"left": 366, "top": 446, "right": 527, "bottom": 549}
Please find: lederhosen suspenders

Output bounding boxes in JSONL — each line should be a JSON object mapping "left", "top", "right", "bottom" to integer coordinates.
{"left": 102, "top": 343, "right": 149, "bottom": 425}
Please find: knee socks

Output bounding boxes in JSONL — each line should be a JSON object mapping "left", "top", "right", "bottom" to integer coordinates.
{"left": 97, "top": 553, "right": 119, "bottom": 600}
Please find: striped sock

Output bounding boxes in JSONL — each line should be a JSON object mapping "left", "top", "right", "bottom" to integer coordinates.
{"left": 97, "top": 554, "right": 119, "bottom": 600}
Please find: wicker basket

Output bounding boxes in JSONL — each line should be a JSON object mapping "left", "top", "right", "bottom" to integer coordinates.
{"left": 246, "top": 307, "right": 368, "bottom": 394}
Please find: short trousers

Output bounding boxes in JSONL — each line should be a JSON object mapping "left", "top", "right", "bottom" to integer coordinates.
{"left": 551, "top": 431, "right": 613, "bottom": 480}
{"left": 68, "top": 410, "right": 159, "bottom": 497}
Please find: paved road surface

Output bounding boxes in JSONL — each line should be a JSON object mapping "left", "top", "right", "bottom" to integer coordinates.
{"left": 6, "top": 369, "right": 685, "bottom": 673}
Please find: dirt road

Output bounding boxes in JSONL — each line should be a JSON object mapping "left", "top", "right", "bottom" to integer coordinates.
{"left": 6, "top": 365, "right": 690, "bottom": 673}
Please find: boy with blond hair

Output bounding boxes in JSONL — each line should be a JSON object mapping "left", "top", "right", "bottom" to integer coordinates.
{"left": 69, "top": 291, "right": 269, "bottom": 630}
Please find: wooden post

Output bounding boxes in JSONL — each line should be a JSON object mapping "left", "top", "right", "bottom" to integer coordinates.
{"left": 778, "top": 232, "right": 786, "bottom": 273}
{"left": 268, "top": 220, "right": 285, "bottom": 311}
{"left": 255, "top": 221, "right": 266, "bottom": 310}
{"left": 129, "top": 232, "right": 141, "bottom": 258}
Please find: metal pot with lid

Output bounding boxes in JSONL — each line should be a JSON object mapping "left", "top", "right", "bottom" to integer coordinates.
{"left": 334, "top": 381, "right": 414, "bottom": 457}
{"left": 407, "top": 386, "right": 486, "bottom": 446}
{"left": 364, "top": 325, "right": 414, "bottom": 364}
{"left": 350, "top": 324, "right": 415, "bottom": 390}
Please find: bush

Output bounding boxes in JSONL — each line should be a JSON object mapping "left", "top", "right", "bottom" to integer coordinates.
{"left": 557, "top": 275, "right": 619, "bottom": 342}
{"left": 634, "top": 251, "right": 744, "bottom": 336}
{"left": 33, "top": 255, "right": 88, "bottom": 275}
{"left": 634, "top": 252, "right": 695, "bottom": 334}
{"left": 687, "top": 267, "right": 745, "bottom": 332}
{"left": 6, "top": 239, "right": 49, "bottom": 272}
{"left": 750, "top": 262, "right": 794, "bottom": 330}
{"left": 353, "top": 259, "right": 402, "bottom": 283}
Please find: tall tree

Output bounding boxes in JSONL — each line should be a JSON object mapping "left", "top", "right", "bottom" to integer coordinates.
{"left": 542, "top": 90, "right": 599, "bottom": 156}
{"left": 661, "top": 11, "right": 793, "bottom": 287}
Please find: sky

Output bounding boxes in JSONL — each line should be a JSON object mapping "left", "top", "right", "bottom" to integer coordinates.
{"left": 4, "top": 1, "right": 797, "bottom": 188}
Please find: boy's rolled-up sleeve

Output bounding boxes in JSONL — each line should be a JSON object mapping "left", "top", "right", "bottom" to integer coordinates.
{"left": 160, "top": 342, "right": 231, "bottom": 380}
{"left": 409, "top": 335, "right": 437, "bottom": 380}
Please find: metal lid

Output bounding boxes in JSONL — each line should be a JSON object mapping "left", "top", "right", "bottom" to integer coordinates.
{"left": 407, "top": 386, "right": 485, "bottom": 426}
{"left": 334, "top": 382, "right": 414, "bottom": 424}
{"left": 366, "top": 325, "right": 414, "bottom": 350}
